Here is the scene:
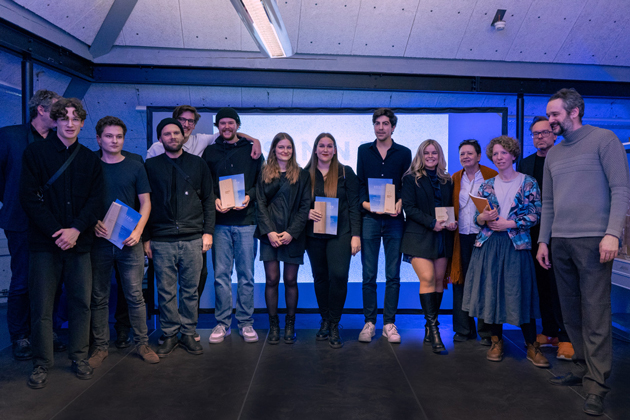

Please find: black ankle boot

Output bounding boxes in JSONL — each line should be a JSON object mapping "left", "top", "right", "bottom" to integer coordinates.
{"left": 316, "top": 319, "right": 330, "bottom": 341}
{"left": 421, "top": 293, "right": 445, "bottom": 353}
{"left": 268, "top": 315, "right": 280, "bottom": 344}
{"left": 329, "top": 322, "right": 343, "bottom": 349}
{"left": 284, "top": 314, "right": 296, "bottom": 344}
{"left": 420, "top": 294, "right": 432, "bottom": 345}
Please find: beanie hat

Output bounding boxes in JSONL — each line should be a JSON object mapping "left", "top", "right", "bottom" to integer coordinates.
{"left": 157, "top": 118, "right": 184, "bottom": 139}
{"left": 215, "top": 107, "right": 240, "bottom": 126}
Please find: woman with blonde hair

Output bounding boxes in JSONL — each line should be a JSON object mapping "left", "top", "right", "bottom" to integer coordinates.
{"left": 256, "top": 133, "right": 311, "bottom": 344}
{"left": 401, "top": 140, "right": 457, "bottom": 353}
{"left": 305, "top": 133, "right": 361, "bottom": 349}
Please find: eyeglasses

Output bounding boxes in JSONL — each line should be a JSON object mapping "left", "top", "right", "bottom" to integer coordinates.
{"left": 532, "top": 130, "right": 552, "bottom": 138}
{"left": 177, "top": 117, "right": 196, "bottom": 125}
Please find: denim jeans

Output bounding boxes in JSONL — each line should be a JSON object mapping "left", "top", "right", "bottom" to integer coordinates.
{"left": 5, "top": 230, "right": 30, "bottom": 341}
{"left": 152, "top": 239, "right": 203, "bottom": 337}
{"left": 361, "top": 215, "right": 403, "bottom": 325}
{"left": 29, "top": 250, "right": 92, "bottom": 367}
{"left": 91, "top": 243, "right": 148, "bottom": 348}
{"left": 212, "top": 225, "right": 257, "bottom": 329}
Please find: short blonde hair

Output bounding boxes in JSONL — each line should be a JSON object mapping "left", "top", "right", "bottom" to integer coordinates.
{"left": 486, "top": 135, "right": 520, "bottom": 160}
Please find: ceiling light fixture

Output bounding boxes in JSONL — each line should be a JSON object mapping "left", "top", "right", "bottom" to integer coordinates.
{"left": 491, "top": 9, "right": 507, "bottom": 31}
{"left": 231, "top": 0, "right": 293, "bottom": 58}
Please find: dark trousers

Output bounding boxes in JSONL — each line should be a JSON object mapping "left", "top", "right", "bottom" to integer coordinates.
{"left": 551, "top": 237, "right": 613, "bottom": 398}
{"left": 532, "top": 243, "right": 569, "bottom": 341}
{"left": 452, "top": 233, "right": 491, "bottom": 339}
{"left": 6, "top": 230, "right": 30, "bottom": 341}
{"left": 30, "top": 250, "right": 92, "bottom": 367}
{"left": 306, "top": 234, "right": 352, "bottom": 323}
{"left": 114, "top": 266, "right": 132, "bottom": 333}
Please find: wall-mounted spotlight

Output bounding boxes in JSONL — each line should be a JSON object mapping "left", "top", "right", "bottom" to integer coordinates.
{"left": 491, "top": 9, "right": 507, "bottom": 31}
{"left": 231, "top": 0, "right": 293, "bottom": 58}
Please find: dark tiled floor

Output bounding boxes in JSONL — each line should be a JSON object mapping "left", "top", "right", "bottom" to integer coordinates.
{"left": 0, "top": 311, "right": 629, "bottom": 420}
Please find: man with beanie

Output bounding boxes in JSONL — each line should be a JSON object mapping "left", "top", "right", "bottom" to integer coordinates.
{"left": 144, "top": 118, "right": 215, "bottom": 357}
{"left": 203, "top": 108, "right": 263, "bottom": 344}
{"left": 537, "top": 88, "right": 630, "bottom": 416}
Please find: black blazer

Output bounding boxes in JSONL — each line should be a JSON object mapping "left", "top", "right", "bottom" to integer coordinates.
{"left": 400, "top": 173, "right": 454, "bottom": 259}
{"left": 256, "top": 169, "right": 311, "bottom": 258}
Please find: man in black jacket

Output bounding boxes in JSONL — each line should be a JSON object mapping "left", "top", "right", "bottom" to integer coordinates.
{"left": 0, "top": 90, "right": 61, "bottom": 361}
{"left": 20, "top": 97, "right": 104, "bottom": 389}
{"left": 203, "top": 108, "right": 263, "bottom": 344}
{"left": 144, "top": 118, "right": 214, "bottom": 357}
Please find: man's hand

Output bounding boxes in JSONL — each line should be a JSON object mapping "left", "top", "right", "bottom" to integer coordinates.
{"left": 445, "top": 221, "right": 458, "bottom": 231}
{"left": 144, "top": 240, "right": 152, "bottom": 259}
{"left": 234, "top": 195, "right": 251, "bottom": 211}
{"left": 123, "top": 229, "right": 142, "bottom": 247}
{"left": 52, "top": 228, "right": 80, "bottom": 251}
{"left": 536, "top": 243, "right": 551, "bottom": 270}
{"left": 216, "top": 198, "right": 230, "bottom": 213}
{"left": 389, "top": 199, "right": 402, "bottom": 217}
{"left": 94, "top": 220, "right": 108, "bottom": 238}
{"left": 351, "top": 236, "right": 361, "bottom": 256}
{"left": 250, "top": 137, "right": 262, "bottom": 159}
{"left": 600, "top": 234, "right": 619, "bottom": 263}
{"left": 433, "top": 221, "right": 445, "bottom": 232}
{"left": 278, "top": 231, "right": 293, "bottom": 246}
{"left": 202, "top": 233, "right": 213, "bottom": 253}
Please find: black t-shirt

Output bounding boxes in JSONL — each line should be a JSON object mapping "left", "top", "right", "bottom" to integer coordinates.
{"left": 101, "top": 157, "right": 151, "bottom": 215}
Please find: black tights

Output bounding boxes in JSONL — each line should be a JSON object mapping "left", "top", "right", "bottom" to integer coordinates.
{"left": 489, "top": 319, "right": 537, "bottom": 344}
{"left": 264, "top": 261, "right": 299, "bottom": 316}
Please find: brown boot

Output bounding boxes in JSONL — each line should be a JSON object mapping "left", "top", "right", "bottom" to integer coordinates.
{"left": 136, "top": 344, "right": 160, "bottom": 364}
{"left": 527, "top": 342, "right": 550, "bottom": 368}
{"left": 88, "top": 348, "right": 108, "bottom": 368}
{"left": 486, "top": 336, "right": 503, "bottom": 362}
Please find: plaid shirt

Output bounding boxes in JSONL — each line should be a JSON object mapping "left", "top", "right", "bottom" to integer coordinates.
{"left": 473, "top": 174, "right": 541, "bottom": 250}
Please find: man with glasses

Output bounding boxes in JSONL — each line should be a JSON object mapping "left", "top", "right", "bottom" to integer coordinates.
{"left": 518, "top": 116, "right": 573, "bottom": 362}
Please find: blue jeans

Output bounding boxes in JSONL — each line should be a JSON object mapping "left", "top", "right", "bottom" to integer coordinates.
{"left": 91, "top": 243, "right": 148, "bottom": 348}
{"left": 361, "top": 215, "right": 403, "bottom": 325}
{"left": 152, "top": 239, "right": 203, "bottom": 337}
{"left": 212, "top": 225, "right": 257, "bottom": 329}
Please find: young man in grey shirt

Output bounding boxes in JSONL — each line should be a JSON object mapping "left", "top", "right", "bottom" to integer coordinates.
{"left": 537, "top": 88, "right": 630, "bottom": 417}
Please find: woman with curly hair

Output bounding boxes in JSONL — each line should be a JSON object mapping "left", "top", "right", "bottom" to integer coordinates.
{"left": 401, "top": 140, "right": 457, "bottom": 353}
{"left": 462, "top": 135, "right": 549, "bottom": 368}
{"left": 256, "top": 133, "right": 311, "bottom": 344}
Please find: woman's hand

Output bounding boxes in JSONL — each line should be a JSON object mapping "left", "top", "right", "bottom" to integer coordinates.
{"left": 278, "top": 231, "right": 293, "bottom": 246}
{"left": 308, "top": 209, "right": 322, "bottom": 222}
{"left": 267, "top": 232, "right": 282, "bottom": 248}
{"left": 477, "top": 205, "right": 499, "bottom": 224}
{"left": 351, "top": 236, "right": 361, "bottom": 256}
{"left": 487, "top": 216, "right": 515, "bottom": 232}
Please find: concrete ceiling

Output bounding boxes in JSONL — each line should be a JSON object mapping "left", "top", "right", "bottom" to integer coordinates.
{"left": 3, "top": 0, "right": 630, "bottom": 81}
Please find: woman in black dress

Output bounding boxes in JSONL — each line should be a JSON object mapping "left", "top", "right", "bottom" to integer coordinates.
{"left": 305, "top": 133, "right": 362, "bottom": 349}
{"left": 256, "top": 133, "right": 311, "bottom": 344}
{"left": 401, "top": 140, "right": 457, "bottom": 353}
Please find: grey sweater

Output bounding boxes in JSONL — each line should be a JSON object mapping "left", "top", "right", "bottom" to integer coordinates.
{"left": 539, "top": 125, "right": 630, "bottom": 243}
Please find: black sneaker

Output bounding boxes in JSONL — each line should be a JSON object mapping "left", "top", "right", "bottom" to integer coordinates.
{"left": 179, "top": 334, "right": 203, "bottom": 355}
{"left": 156, "top": 335, "right": 179, "bottom": 358}
{"left": 115, "top": 329, "right": 132, "bottom": 349}
{"left": 53, "top": 332, "right": 67, "bottom": 352}
{"left": 13, "top": 338, "right": 33, "bottom": 361}
{"left": 329, "top": 323, "right": 343, "bottom": 349}
{"left": 27, "top": 366, "right": 48, "bottom": 389}
{"left": 72, "top": 359, "right": 94, "bottom": 380}
{"left": 316, "top": 319, "right": 330, "bottom": 341}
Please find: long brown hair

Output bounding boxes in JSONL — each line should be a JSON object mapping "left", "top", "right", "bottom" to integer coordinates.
{"left": 306, "top": 133, "right": 341, "bottom": 199}
{"left": 261, "top": 132, "right": 301, "bottom": 184}
{"left": 404, "top": 139, "right": 451, "bottom": 185}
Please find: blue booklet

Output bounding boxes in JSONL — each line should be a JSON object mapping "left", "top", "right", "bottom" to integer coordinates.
{"left": 219, "top": 173, "right": 246, "bottom": 207}
{"left": 368, "top": 178, "right": 393, "bottom": 213}
{"left": 315, "top": 197, "right": 339, "bottom": 235}
{"left": 106, "top": 199, "right": 142, "bottom": 249}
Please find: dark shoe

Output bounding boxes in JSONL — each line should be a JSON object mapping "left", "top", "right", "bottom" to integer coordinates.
{"left": 136, "top": 344, "right": 160, "bottom": 364}
{"left": 329, "top": 322, "right": 343, "bottom": 349}
{"left": 157, "top": 334, "right": 166, "bottom": 345}
{"left": 72, "top": 359, "right": 94, "bottom": 380}
{"left": 316, "top": 319, "right": 330, "bottom": 341}
{"left": 486, "top": 336, "right": 504, "bottom": 362}
{"left": 268, "top": 315, "right": 280, "bottom": 345}
{"left": 453, "top": 333, "right": 470, "bottom": 342}
{"left": 52, "top": 332, "right": 67, "bottom": 352}
{"left": 27, "top": 366, "right": 48, "bottom": 389}
{"left": 13, "top": 338, "right": 33, "bottom": 361}
{"left": 88, "top": 348, "right": 108, "bottom": 368}
{"left": 480, "top": 337, "right": 492, "bottom": 346}
{"left": 549, "top": 372, "right": 583, "bottom": 387}
{"left": 179, "top": 334, "right": 203, "bottom": 355}
{"left": 583, "top": 394, "right": 604, "bottom": 416}
{"left": 526, "top": 342, "right": 550, "bottom": 368}
{"left": 156, "top": 335, "right": 179, "bottom": 358}
{"left": 284, "top": 314, "right": 296, "bottom": 344}
{"left": 420, "top": 293, "right": 445, "bottom": 353}
{"left": 115, "top": 329, "right": 132, "bottom": 349}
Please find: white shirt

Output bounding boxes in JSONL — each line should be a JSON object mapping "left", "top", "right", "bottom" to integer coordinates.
{"left": 458, "top": 169, "right": 485, "bottom": 235}
{"left": 146, "top": 133, "right": 219, "bottom": 159}
{"left": 494, "top": 173, "right": 524, "bottom": 220}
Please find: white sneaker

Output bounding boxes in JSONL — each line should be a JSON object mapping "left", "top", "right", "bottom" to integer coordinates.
{"left": 209, "top": 325, "right": 231, "bottom": 344}
{"left": 358, "top": 322, "right": 376, "bottom": 343}
{"left": 383, "top": 323, "right": 401, "bottom": 343}
{"left": 239, "top": 326, "right": 259, "bottom": 343}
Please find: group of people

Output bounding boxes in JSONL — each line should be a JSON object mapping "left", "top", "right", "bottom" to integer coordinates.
{"left": 1, "top": 88, "right": 627, "bottom": 417}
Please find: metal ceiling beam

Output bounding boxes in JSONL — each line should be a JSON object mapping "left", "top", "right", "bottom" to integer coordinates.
{"left": 0, "top": 18, "right": 94, "bottom": 80}
{"left": 93, "top": 65, "right": 630, "bottom": 98}
{"left": 63, "top": 77, "right": 92, "bottom": 100}
{"left": 89, "top": 0, "right": 138, "bottom": 59}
